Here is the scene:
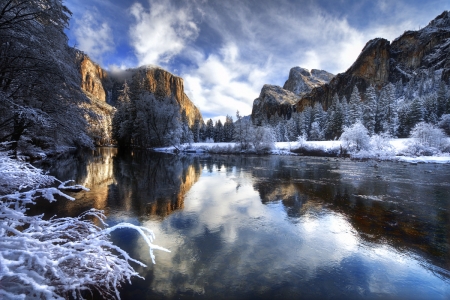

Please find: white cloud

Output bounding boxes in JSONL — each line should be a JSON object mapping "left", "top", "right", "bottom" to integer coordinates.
{"left": 73, "top": 11, "right": 114, "bottom": 63}
{"left": 183, "top": 44, "right": 272, "bottom": 119}
{"left": 128, "top": 0, "right": 199, "bottom": 66}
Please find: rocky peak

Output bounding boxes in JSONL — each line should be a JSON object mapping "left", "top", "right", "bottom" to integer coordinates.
{"left": 251, "top": 84, "right": 299, "bottom": 126}
{"left": 283, "top": 66, "right": 334, "bottom": 96}
{"left": 347, "top": 38, "right": 391, "bottom": 85}
{"left": 427, "top": 10, "right": 450, "bottom": 29}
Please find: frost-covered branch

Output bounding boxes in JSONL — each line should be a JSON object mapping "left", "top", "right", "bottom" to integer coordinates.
{"left": 0, "top": 151, "right": 169, "bottom": 300}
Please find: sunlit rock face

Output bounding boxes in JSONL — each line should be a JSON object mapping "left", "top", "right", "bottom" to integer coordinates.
{"left": 283, "top": 67, "right": 334, "bottom": 96}
{"left": 78, "top": 53, "right": 109, "bottom": 102}
{"left": 295, "top": 10, "right": 450, "bottom": 112}
{"left": 251, "top": 84, "right": 300, "bottom": 126}
{"left": 129, "top": 66, "right": 203, "bottom": 127}
{"left": 76, "top": 55, "right": 203, "bottom": 128}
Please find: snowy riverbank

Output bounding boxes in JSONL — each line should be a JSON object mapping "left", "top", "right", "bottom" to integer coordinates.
{"left": 153, "top": 138, "right": 450, "bottom": 164}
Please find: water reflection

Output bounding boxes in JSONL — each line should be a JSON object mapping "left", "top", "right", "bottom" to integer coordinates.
{"left": 36, "top": 151, "right": 450, "bottom": 299}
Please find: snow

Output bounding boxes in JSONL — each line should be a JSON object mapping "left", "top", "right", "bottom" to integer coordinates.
{"left": 0, "top": 150, "right": 169, "bottom": 299}
{"left": 153, "top": 138, "right": 450, "bottom": 164}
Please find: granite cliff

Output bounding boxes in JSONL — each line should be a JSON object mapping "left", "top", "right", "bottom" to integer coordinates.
{"left": 76, "top": 55, "right": 203, "bottom": 128}
{"left": 251, "top": 85, "right": 300, "bottom": 126}
{"left": 283, "top": 67, "right": 334, "bottom": 96}
{"left": 251, "top": 11, "right": 450, "bottom": 121}
{"left": 295, "top": 10, "right": 450, "bottom": 112}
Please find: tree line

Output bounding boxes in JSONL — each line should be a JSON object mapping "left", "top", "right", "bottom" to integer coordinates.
{"left": 263, "top": 71, "right": 450, "bottom": 142}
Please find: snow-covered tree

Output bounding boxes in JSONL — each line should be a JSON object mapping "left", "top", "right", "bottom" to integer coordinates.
{"left": 326, "top": 94, "right": 345, "bottom": 139}
{"left": 439, "top": 114, "right": 450, "bottom": 135}
{"left": 309, "top": 121, "right": 324, "bottom": 140}
{"left": 437, "top": 81, "right": 448, "bottom": 117}
{"left": 348, "top": 86, "right": 363, "bottom": 124}
{"left": 251, "top": 126, "right": 275, "bottom": 152}
{"left": 340, "top": 121, "right": 371, "bottom": 151}
{"left": 410, "top": 122, "right": 448, "bottom": 150}
{"left": 363, "top": 85, "right": 377, "bottom": 135}
{"left": 378, "top": 83, "right": 398, "bottom": 135}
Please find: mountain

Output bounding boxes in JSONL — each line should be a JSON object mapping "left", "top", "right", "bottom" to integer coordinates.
{"left": 251, "top": 10, "right": 450, "bottom": 122}
{"left": 251, "top": 85, "right": 300, "bottom": 126}
{"left": 295, "top": 10, "right": 450, "bottom": 112}
{"left": 77, "top": 55, "right": 203, "bottom": 127}
{"left": 251, "top": 68, "right": 333, "bottom": 125}
{"left": 283, "top": 67, "right": 334, "bottom": 96}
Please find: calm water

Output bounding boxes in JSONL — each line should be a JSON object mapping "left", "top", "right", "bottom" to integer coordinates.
{"left": 35, "top": 148, "right": 450, "bottom": 299}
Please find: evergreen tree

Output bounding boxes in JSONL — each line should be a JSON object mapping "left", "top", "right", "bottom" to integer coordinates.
{"left": 423, "top": 94, "right": 438, "bottom": 124}
{"left": 223, "top": 115, "right": 234, "bottom": 142}
{"left": 363, "top": 85, "right": 377, "bottom": 135}
{"left": 341, "top": 96, "right": 350, "bottom": 128}
{"left": 112, "top": 82, "right": 135, "bottom": 146}
{"left": 180, "top": 110, "right": 193, "bottom": 144}
{"left": 286, "top": 118, "right": 298, "bottom": 141}
{"left": 214, "top": 119, "right": 223, "bottom": 142}
{"left": 205, "top": 119, "right": 214, "bottom": 141}
{"left": 378, "top": 83, "right": 398, "bottom": 135}
{"left": 437, "top": 81, "right": 448, "bottom": 117}
{"left": 348, "top": 86, "right": 363, "bottom": 124}
{"left": 325, "top": 94, "right": 345, "bottom": 139}
{"left": 192, "top": 119, "right": 201, "bottom": 142}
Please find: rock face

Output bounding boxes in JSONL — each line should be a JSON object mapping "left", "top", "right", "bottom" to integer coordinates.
{"left": 251, "top": 84, "right": 300, "bottom": 126}
{"left": 283, "top": 67, "right": 334, "bottom": 96}
{"left": 128, "top": 66, "right": 203, "bottom": 126}
{"left": 77, "top": 54, "right": 109, "bottom": 102}
{"left": 295, "top": 10, "right": 450, "bottom": 112}
{"left": 251, "top": 10, "right": 450, "bottom": 121}
{"left": 77, "top": 55, "right": 203, "bottom": 127}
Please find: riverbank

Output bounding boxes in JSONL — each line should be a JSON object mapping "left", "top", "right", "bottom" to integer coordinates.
{"left": 153, "top": 138, "right": 450, "bottom": 164}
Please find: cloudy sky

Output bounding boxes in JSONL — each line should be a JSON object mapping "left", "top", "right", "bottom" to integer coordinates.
{"left": 65, "top": 0, "right": 449, "bottom": 121}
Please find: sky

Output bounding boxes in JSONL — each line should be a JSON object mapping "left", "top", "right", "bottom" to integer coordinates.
{"left": 64, "top": 0, "right": 449, "bottom": 122}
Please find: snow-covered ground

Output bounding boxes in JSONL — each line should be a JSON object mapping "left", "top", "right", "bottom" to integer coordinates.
{"left": 154, "top": 138, "right": 450, "bottom": 164}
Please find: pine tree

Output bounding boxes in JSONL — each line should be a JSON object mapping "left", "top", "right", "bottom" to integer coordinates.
{"left": 378, "top": 83, "right": 397, "bottom": 135}
{"left": 348, "top": 86, "right": 362, "bottom": 124}
{"left": 214, "top": 119, "right": 223, "bottom": 142}
{"left": 192, "top": 119, "right": 201, "bottom": 142}
{"left": 223, "top": 115, "right": 234, "bottom": 142}
{"left": 205, "top": 119, "right": 214, "bottom": 141}
{"left": 286, "top": 118, "right": 298, "bottom": 141}
{"left": 363, "top": 85, "right": 377, "bottom": 135}
{"left": 341, "top": 96, "right": 349, "bottom": 128}
{"left": 423, "top": 94, "right": 438, "bottom": 124}
{"left": 437, "top": 81, "right": 448, "bottom": 117}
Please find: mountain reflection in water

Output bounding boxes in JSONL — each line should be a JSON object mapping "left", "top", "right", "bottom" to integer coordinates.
{"left": 34, "top": 148, "right": 450, "bottom": 299}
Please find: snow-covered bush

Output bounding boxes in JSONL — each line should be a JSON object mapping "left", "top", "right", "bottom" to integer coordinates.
{"left": 296, "top": 134, "right": 308, "bottom": 147}
{"left": 405, "top": 122, "right": 449, "bottom": 156}
{"left": 340, "top": 121, "right": 371, "bottom": 152}
{"left": 0, "top": 151, "right": 168, "bottom": 299}
{"left": 370, "top": 132, "right": 394, "bottom": 152}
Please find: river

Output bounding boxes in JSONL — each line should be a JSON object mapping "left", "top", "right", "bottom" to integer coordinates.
{"left": 34, "top": 147, "right": 450, "bottom": 299}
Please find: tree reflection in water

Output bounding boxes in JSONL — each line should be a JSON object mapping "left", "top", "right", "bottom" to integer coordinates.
{"left": 33, "top": 150, "right": 450, "bottom": 299}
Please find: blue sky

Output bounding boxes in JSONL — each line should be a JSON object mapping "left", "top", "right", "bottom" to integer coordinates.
{"left": 64, "top": 0, "right": 449, "bottom": 121}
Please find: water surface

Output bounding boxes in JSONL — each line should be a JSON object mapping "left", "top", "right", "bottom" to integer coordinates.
{"left": 36, "top": 148, "right": 450, "bottom": 299}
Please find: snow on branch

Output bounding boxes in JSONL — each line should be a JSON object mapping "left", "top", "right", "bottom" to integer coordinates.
{"left": 0, "top": 151, "right": 169, "bottom": 299}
